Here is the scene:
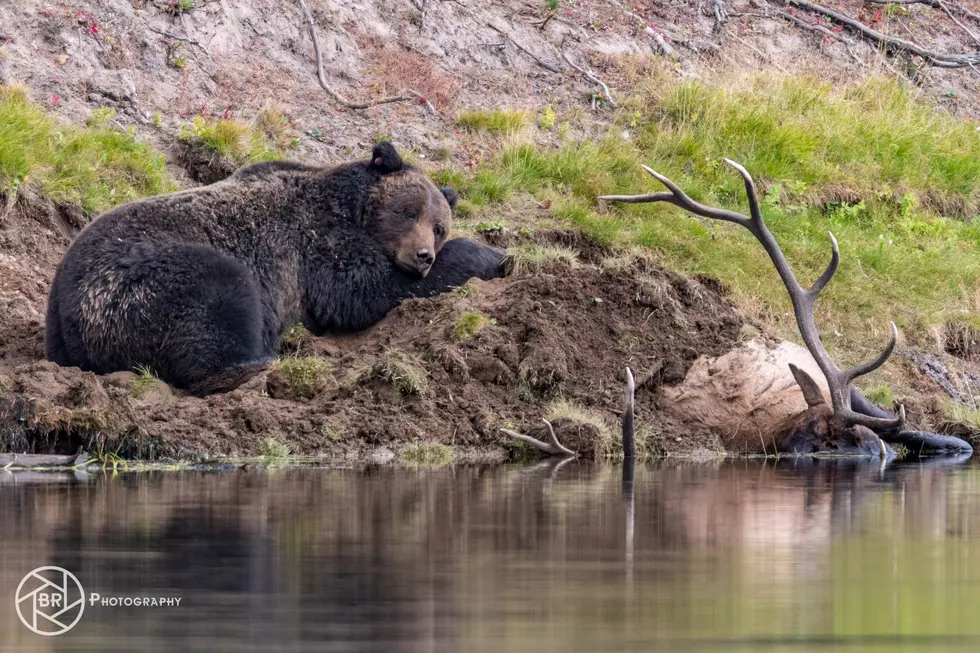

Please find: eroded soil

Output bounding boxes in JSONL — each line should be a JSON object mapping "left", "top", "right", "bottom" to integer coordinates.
{"left": 0, "top": 203, "right": 744, "bottom": 461}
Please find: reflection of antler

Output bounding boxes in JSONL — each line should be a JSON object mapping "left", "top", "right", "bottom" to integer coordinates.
{"left": 600, "top": 161, "right": 905, "bottom": 432}
{"left": 501, "top": 419, "right": 577, "bottom": 457}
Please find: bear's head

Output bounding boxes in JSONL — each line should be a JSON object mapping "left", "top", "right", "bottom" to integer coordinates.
{"left": 364, "top": 142, "right": 457, "bottom": 277}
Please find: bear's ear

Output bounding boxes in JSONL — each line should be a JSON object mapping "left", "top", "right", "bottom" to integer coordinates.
{"left": 440, "top": 187, "right": 459, "bottom": 209}
{"left": 370, "top": 142, "right": 404, "bottom": 174}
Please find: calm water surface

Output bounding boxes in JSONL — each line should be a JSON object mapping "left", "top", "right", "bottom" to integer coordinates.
{"left": 3, "top": 457, "right": 980, "bottom": 652}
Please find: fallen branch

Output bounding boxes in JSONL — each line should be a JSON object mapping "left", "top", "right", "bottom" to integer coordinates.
{"left": 783, "top": 0, "right": 980, "bottom": 68}
{"left": 775, "top": 10, "right": 863, "bottom": 63}
{"left": 937, "top": 0, "right": 980, "bottom": 45}
{"left": 488, "top": 22, "right": 561, "bottom": 72}
{"left": 298, "top": 0, "right": 425, "bottom": 110}
{"left": 623, "top": 9, "right": 681, "bottom": 60}
{"left": 863, "top": 0, "right": 980, "bottom": 24}
{"left": 561, "top": 51, "right": 618, "bottom": 107}
{"left": 501, "top": 419, "right": 577, "bottom": 457}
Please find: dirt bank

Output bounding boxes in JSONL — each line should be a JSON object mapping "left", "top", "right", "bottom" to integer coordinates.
{"left": 0, "top": 202, "right": 742, "bottom": 461}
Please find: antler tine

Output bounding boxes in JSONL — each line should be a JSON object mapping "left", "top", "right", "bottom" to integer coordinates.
{"left": 598, "top": 165, "right": 752, "bottom": 227}
{"left": 809, "top": 232, "right": 840, "bottom": 297}
{"left": 722, "top": 159, "right": 764, "bottom": 227}
{"left": 842, "top": 322, "right": 898, "bottom": 384}
{"left": 623, "top": 367, "right": 636, "bottom": 459}
{"left": 838, "top": 403, "right": 906, "bottom": 433}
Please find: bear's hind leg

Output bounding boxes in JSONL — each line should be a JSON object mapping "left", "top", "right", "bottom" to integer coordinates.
{"left": 145, "top": 244, "right": 273, "bottom": 395}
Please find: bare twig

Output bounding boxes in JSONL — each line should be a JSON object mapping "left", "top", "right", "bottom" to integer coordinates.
{"left": 501, "top": 419, "right": 577, "bottom": 457}
{"left": 179, "top": 11, "right": 211, "bottom": 56}
{"left": 775, "top": 10, "right": 862, "bottom": 63}
{"left": 623, "top": 9, "right": 681, "bottom": 60}
{"left": 488, "top": 22, "right": 561, "bottom": 72}
{"left": 298, "top": 0, "right": 424, "bottom": 110}
{"left": 782, "top": 0, "right": 980, "bottom": 68}
{"left": 532, "top": 12, "right": 557, "bottom": 30}
{"left": 863, "top": 0, "right": 980, "bottom": 24}
{"left": 149, "top": 26, "right": 201, "bottom": 45}
{"left": 561, "top": 51, "right": 618, "bottom": 107}
{"left": 937, "top": 0, "right": 980, "bottom": 45}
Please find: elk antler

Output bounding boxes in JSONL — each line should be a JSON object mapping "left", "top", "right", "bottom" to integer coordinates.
{"left": 600, "top": 160, "right": 905, "bottom": 433}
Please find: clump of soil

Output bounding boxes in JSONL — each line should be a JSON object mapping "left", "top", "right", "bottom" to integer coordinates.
{"left": 0, "top": 208, "right": 742, "bottom": 461}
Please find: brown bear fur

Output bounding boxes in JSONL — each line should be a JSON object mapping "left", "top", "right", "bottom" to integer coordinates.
{"left": 45, "top": 143, "right": 504, "bottom": 395}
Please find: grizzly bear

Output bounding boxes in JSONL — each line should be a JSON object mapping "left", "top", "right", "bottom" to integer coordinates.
{"left": 45, "top": 143, "right": 505, "bottom": 396}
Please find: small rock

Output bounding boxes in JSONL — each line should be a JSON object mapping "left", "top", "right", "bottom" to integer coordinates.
{"left": 54, "top": 54, "right": 69, "bottom": 65}
{"left": 370, "top": 447, "right": 395, "bottom": 464}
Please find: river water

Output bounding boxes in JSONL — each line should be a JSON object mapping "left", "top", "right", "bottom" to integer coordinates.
{"left": 2, "top": 457, "right": 980, "bottom": 651}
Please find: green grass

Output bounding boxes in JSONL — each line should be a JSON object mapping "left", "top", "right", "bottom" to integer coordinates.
{"left": 444, "top": 72, "right": 980, "bottom": 358}
{"left": 259, "top": 437, "right": 291, "bottom": 462}
{"left": 271, "top": 357, "right": 329, "bottom": 400}
{"left": 863, "top": 384, "right": 895, "bottom": 408}
{"left": 503, "top": 244, "right": 579, "bottom": 275}
{"left": 400, "top": 442, "right": 454, "bottom": 466}
{"left": 944, "top": 401, "right": 980, "bottom": 431}
{"left": 0, "top": 86, "right": 176, "bottom": 218}
{"left": 179, "top": 114, "right": 284, "bottom": 166}
{"left": 130, "top": 364, "right": 159, "bottom": 397}
{"left": 457, "top": 109, "right": 529, "bottom": 135}
{"left": 371, "top": 351, "right": 429, "bottom": 398}
{"left": 452, "top": 311, "right": 492, "bottom": 341}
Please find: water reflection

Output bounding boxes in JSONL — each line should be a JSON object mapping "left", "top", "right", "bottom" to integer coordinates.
{"left": 3, "top": 457, "right": 980, "bottom": 652}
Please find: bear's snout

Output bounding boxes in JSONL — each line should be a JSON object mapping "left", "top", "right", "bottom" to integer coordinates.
{"left": 396, "top": 243, "right": 436, "bottom": 277}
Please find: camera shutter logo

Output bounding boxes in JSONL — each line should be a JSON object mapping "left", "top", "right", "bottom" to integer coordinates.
{"left": 15, "top": 566, "right": 85, "bottom": 636}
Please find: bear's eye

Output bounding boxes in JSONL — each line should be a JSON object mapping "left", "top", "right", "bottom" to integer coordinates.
{"left": 406, "top": 210, "right": 419, "bottom": 222}
{"left": 434, "top": 225, "right": 445, "bottom": 238}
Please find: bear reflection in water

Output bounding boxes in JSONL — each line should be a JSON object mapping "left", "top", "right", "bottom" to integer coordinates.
{"left": 44, "top": 142, "right": 505, "bottom": 396}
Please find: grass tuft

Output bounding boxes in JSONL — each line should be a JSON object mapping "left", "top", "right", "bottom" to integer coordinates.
{"left": 452, "top": 311, "right": 493, "bottom": 341}
{"left": 503, "top": 244, "right": 579, "bottom": 275}
{"left": 400, "top": 442, "right": 454, "bottom": 466}
{"left": 271, "top": 357, "right": 329, "bottom": 400}
{"left": 130, "top": 364, "right": 159, "bottom": 397}
{"left": 179, "top": 115, "right": 283, "bottom": 166}
{"left": 259, "top": 437, "right": 291, "bottom": 462}
{"left": 0, "top": 86, "right": 175, "bottom": 219}
{"left": 457, "top": 109, "right": 529, "bottom": 134}
{"left": 372, "top": 351, "right": 429, "bottom": 398}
